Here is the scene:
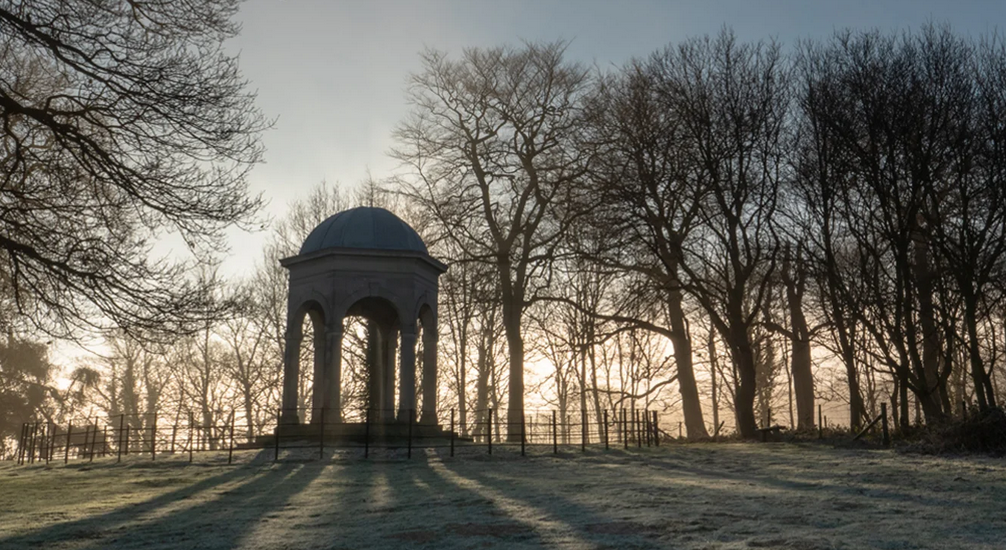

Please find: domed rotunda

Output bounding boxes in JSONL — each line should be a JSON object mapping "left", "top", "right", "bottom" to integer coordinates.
{"left": 277, "top": 206, "right": 447, "bottom": 434}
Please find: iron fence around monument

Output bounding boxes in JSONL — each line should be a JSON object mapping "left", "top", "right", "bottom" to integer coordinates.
{"left": 8, "top": 407, "right": 670, "bottom": 467}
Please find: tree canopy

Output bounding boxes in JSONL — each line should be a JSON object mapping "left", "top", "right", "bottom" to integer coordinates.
{"left": 0, "top": 0, "right": 265, "bottom": 339}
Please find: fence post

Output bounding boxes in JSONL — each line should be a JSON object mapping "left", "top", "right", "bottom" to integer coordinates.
{"left": 521, "top": 414, "right": 526, "bottom": 457}
{"left": 631, "top": 408, "right": 636, "bottom": 445}
{"left": 17, "top": 424, "right": 25, "bottom": 466}
{"left": 31, "top": 422, "right": 40, "bottom": 464}
{"left": 42, "top": 422, "right": 50, "bottom": 465}
{"left": 229, "top": 411, "right": 237, "bottom": 465}
{"left": 88, "top": 423, "right": 97, "bottom": 463}
{"left": 881, "top": 402, "right": 890, "bottom": 448}
{"left": 622, "top": 409, "right": 628, "bottom": 450}
{"left": 487, "top": 407, "right": 493, "bottom": 456}
{"left": 645, "top": 410, "right": 652, "bottom": 447}
{"left": 16, "top": 423, "right": 24, "bottom": 465}
{"left": 408, "top": 409, "right": 414, "bottom": 460}
{"left": 81, "top": 425, "right": 91, "bottom": 463}
{"left": 450, "top": 408, "right": 455, "bottom": 458}
{"left": 22, "top": 423, "right": 28, "bottom": 465}
{"left": 101, "top": 426, "right": 108, "bottom": 458}
{"left": 552, "top": 410, "right": 558, "bottom": 454}
{"left": 124, "top": 420, "right": 130, "bottom": 456}
{"left": 581, "top": 410, "right": 587, "bottom": 452}
{"left": 117, "top": 414, "right": 125, "bottom": 461}
{"left": 51, "top": 421, "right": 59, "bottom": 463}
{"left": 818, "top": 405, "right": 823, "bottom": 439}
{"left": 318, "top": 407, "right": 325, "bottom": 461}
{"left": 151, "top": 413, "right": 157, "bottom": 461}
{"left": 653, "top": 411, "right": 660, "bottom": 447}
{"left": 190, "top": 413, "right": 195, "bottom": 464}
{"left": 273, "top": 411, "right": 280, "bottom": 462}
{"left": 603, "top": 410, "right": 609, "bottom": 450}
{"left": 364, "top": 408, "right": 370, "bottom": 459}
{"left": 170, "top": 423, "right": 178, "bottom": 454}
{"left": 28, "top": 422, "right": 38, "bottom": 464}
{"left": 64, "top": 422, "right": 73, "bottom": 465}
{"left": 636, "top": 411, "right": 643, "bottom": 448}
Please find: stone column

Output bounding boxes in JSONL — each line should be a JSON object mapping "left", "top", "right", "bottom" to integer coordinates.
{"left": 397, "top": 329, "right": 417, "bottom": 423}
{"left": 367, "top": 320, "right": 384, "bottom": 420}
{"left": 280, "top": 329, "right": 302, "bottom": 425}
{"left": 420, "top": 327, "right": 438, "bottom": 425}
{"left": 383, "top": 327, "right": 398, "bottom": 418}
{"left": 323, "top": 325, "right": 343, "bottom": 423}
{"left": 310, "top": 327, "right": 326, "bottom": 424}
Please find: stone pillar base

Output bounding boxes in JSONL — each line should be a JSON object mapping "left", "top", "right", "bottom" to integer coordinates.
{"left": 279, "top": 409, "right": 301, "bottom": 426}
{"left": 419, "top": 411, "right": 438, "bottom": 426}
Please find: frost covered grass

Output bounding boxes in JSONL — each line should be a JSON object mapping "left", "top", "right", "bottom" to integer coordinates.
{"left": 1, "top": 443, "right": 1004, "bottom": 549}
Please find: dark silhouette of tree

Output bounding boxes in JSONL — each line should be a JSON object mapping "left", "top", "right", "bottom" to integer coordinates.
{"left": 394, "top": 42, "right": 593, "bottom": 441}
{"left": 795, "top": 26, "right": 1006, "bottom": 425}
{"left": 0, "top": 335, "right": 52, "bottom": 452}
{"left": 0, "top": 0, "right": 265, "bottom": 339}
{"left": 584, "top": 58, "right": 709, "bottom": 438}
{"left": 663, "top": 32, "right": 788, "bottom": 439}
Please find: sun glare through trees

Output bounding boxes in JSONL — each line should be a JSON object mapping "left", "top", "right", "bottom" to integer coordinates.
{"left": 3, "top": 1, "right": 1006, "bottom": 549}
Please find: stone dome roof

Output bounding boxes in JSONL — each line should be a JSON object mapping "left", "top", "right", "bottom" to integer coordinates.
{"left": 299, "top": 207, "right": 428, "bottom": 255}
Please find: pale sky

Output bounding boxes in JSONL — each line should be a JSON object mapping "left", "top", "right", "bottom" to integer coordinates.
{"left": 219, "top": 0, "right": 1004, "bottom": 278}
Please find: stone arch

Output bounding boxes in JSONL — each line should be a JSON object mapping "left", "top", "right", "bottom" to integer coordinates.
{"left": 279, "top": 298, "right": 329, "bottom": 425}
{"left": 335, "top": 287, "right": 410, "bottom": 331}
{"left": 342, "top": 295, "right": 402, "bottom": 421}
{"left": 287, "top": 290, "right": 332, "bottom": 333}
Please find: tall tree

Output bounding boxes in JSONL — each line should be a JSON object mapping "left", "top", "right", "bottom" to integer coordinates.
{"left": 0, "top": 1, "right": 265, "bottom": 339}
{"left": 664, "top": 32, "right": 788, "bottom": 438}
{"left": 796, "top": 27, "right": 997, "bottom": 424}
{"left": 585, "top": 58, "right": 709, "bottom": 438}
{"left": 394, "top": 42, "right": 593, "bottom": 440}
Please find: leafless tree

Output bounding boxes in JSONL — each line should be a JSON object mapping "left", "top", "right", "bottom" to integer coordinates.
{"left": 583, "top": 57, "right": 710, "bottom": 438}
{"left": 0, "top": 1, "right": 266, "bottom": 340}
{"left": 662, "top": 32, "right": 789, "bottom": 438}
{"left": 394, "top": 42, "right": 594, "bottom": 440}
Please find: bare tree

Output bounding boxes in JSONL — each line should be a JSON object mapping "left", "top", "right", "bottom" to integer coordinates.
{"left": 795, "top": 27, "right": 1003, "bottom": 425}
{"left": 394, "top": 42, "right": 594, "bottom": 440}
{"left": 584, "top": 58, "right": 710, "bottom": 438}
{"left": 219, "top": 285, "right": 276, "bottom": 439}
{"left": 0, "top": 1, "right": 266, "bottom": 339}
{"left": 662, "top": 32, "right": 788, "bottom": 438}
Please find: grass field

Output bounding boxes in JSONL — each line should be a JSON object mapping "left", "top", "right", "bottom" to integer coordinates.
{"left": 1, "top": 443, "right": 1004, "bottom": 549}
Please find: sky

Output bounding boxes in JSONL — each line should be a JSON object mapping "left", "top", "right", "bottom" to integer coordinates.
{"left": 219, "top": 0, "right": 1005, "bottom": 278}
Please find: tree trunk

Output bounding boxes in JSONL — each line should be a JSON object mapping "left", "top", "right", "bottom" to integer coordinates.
{"left": 458, "top": 331, "right": 468, "bottom": 437}
{"left": 499, "top": 269, "right": 525, "bottom": 443}
{"left": 963, "top": 291, "right": 995, "bottom": 410}
{"left": 728, "top": 320, "right": 759, "bottom": 439}
{"left": 912, "top": 227, "right": 948, "bottom": 424}
{"left": 244, "top": 387, "right": 255, "bottom": 440}
{"left": 782, "top": 248, "right": 815, "bottom": 430}
{"left": 899, "top": 370, "right": 910, "bottom": 432}
{"left": 668, "top": 287, "right": 709, "bottom": 438}
{"left": 473, "top": 318, "right": 492, "bottom": 441}
{"left": 709, "top": 329, "right": 720, "bottom": 437}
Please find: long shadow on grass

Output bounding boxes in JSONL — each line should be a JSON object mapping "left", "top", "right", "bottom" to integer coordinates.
{"left": 625, "top": 445, "right": 970, "bottom": 510}
{"left": 433, "top": 448, "right": 667, "bottom": 547}
{"left": 302, "top": 448, "right": 554, "bottom": 548}
{"left": 0, "top": 452, "right": 324, "bottom": 550}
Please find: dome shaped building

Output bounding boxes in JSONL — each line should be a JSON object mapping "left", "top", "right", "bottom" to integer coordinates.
{"left": 277, "top": 206, "right": 447, "bottom": 436}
